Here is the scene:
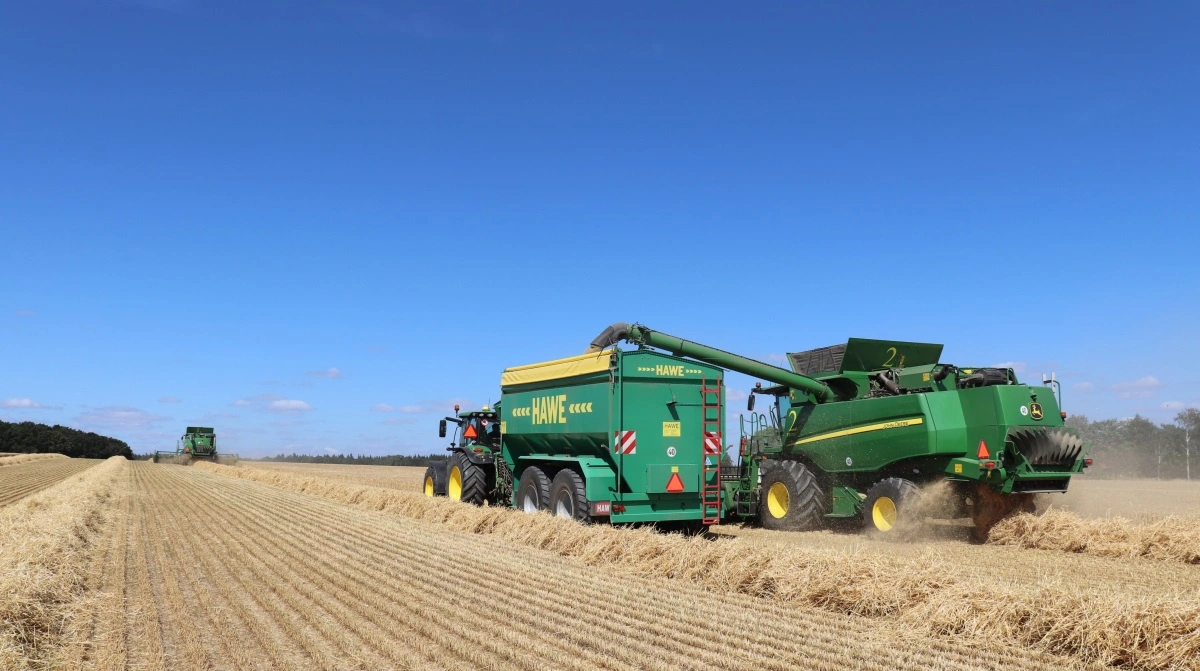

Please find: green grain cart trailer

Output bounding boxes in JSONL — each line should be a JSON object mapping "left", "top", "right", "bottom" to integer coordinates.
{"left": 499, "top": 346, "right": 725, "bottom": 528}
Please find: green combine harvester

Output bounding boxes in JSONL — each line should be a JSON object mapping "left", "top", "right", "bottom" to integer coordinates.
{"left": 424, "top": 323, "right": 1091, "bottom": 536}
{"left": 152, "top": 427, "right": 238, "bottom": 465}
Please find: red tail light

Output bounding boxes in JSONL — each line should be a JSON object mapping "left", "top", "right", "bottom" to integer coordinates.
{"left": 983, "top": 461, "right": 996, "bottom": 470}
{"left": 1084, "top": 458, "right": 1093, "bottom": 467}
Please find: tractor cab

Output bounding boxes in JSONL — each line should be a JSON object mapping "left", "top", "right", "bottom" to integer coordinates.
{"left": 439, "top": 405, "right": 501, "bottom": 451}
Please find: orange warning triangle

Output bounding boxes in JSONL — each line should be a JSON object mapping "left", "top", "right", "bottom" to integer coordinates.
{"left": 665, "top": 472, "right": 685, "bottom": 493}
{"left": 464, "top": 424, "right": 477, "bottom": 439}
{"left": 976, "top": 440, "right": 989, "bottom": 459}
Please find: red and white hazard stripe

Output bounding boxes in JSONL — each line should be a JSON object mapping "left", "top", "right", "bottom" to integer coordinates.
{"left": 703, "top": 431, "right": 722, "bottom": 455}
{"left": 614, "top": 430, "right": 637, "bottom": 455}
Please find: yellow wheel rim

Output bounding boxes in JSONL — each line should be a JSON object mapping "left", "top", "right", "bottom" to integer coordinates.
{"left": 424, "top": 476, "right": 434, "bottom": 497}
{"left": 766, "top": 482, "right": 790, "bottom": 519}
{"left": 872, "top": 496, "right": 897, "bottom": 532}
{"left": 448, "top": 466, "right": 462, "bottom": 500}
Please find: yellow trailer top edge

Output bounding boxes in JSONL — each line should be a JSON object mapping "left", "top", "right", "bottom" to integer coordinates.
{"left": 501, "top": 350, "right": 614, "bottom": 386}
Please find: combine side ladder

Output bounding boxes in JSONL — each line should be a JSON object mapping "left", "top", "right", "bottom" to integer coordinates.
{"left": 700, "top": 376, "right": 722, "bottom": 525}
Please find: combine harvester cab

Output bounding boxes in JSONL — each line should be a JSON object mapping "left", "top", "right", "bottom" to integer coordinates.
{"left": 152, "top": 427, "right": 239, "bottom": 465}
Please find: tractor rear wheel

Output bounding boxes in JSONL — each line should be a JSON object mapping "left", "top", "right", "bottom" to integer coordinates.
{"left": 758, "top": 460, "right": 826, "bottom": 531}
{"left": 447, "top": 451, "right": 489, "bottom": 505}
{"left": 550, "top": 469, "right": 590, "bottom": 523}
{"left": 516, "top": 466, "right": 550, "bottom": 513}
{"left": 863, "top": 477, "right": 921, "bottom": 534}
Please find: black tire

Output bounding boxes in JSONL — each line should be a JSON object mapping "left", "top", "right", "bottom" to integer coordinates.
{"left": 516, "top": 466, "right": 551, "bottom": 513}
{"left": 758, "top": 459, "right": 826, "bottom": 531}
{"left": 423, "top": 462, "right": 448, "bottom": 497}
{"left": 862, "top": 477, "right": 921, "bottom": 534}
{"left": 448, "top": 451, "right": 489, "bottom": 505}
{"left": 152, "top": 454, "right": 159, "bottom": 463}
{"left": 549, "top": 469, "right": 590, "bottom": 523}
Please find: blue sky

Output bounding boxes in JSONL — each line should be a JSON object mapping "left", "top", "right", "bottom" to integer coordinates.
{"left": 2, "top": 1, "right": 1197, "bottom": 456}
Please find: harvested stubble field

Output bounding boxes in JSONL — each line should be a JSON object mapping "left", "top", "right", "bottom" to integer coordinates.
{"left": 0, "top": 455, "right": 102, "bottom": 506}
{"left": 4, "top": 460, "right": 1199, "bottom": 670}
{"left": 248, "top": 460, "right": 427, "bottom": 492}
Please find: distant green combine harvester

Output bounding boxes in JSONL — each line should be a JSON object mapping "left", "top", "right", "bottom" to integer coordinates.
{"left": 152, "top": 427, "right": 238, "bottom": 465}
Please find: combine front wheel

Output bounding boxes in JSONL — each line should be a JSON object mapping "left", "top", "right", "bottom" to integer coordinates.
{"left": 758, "top": 460, "right": 827, "bottom": 531}
{"left": 863, "top": 478, "right": 920, "bottom": 534}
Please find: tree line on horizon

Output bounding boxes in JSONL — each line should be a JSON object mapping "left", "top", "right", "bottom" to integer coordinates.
{"left": 0, "top": 420, "right": 134, "bottom": 459}
{"left": 257, "top": 452, "right": 446, "bottom": 466}
{"left": 1068, "top": 409, "right": 1199, "bottom": 479}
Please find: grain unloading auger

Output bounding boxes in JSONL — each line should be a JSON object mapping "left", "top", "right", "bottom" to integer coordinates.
{"left": 599, "top": 323, "right": 1092, "bottom": 536}
{"left": 152, "top": 427, "right": 239, "bottom": 465}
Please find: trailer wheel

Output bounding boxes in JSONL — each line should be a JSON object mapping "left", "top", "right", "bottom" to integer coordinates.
{"left": 516, "top": 466, "right": 551, "bottom": 513}
{"left": 758, "top": 459, "right": 826, "bottom": 531}
{"left": 448, "top": 452, "right": 488, "bottom": 505}
{"left": 863, "top": 477, "right": 921, "bottom": 534}
{"left": 550, "top": 469, "right": 590, "bottom": 523}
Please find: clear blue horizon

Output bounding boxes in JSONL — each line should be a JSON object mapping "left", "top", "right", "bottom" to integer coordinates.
{"left": 2, "top": 1, "right": 1197, "bottom": 456}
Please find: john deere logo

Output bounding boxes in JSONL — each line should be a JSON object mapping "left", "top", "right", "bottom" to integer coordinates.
{"left": 1030, "top": 402, "right": 1044, "bottom": 421}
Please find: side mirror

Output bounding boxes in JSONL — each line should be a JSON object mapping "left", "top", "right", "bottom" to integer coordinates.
{"left": 747, "top": 394, "right": 756, "bottom": 412}
{"left": 438, "top": 419, "right": 447, "bottom": 438}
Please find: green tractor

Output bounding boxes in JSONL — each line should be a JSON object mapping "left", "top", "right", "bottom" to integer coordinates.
{"left": 152, "top": 427, "right": 239, "bottom": 465}
{"left": 423, "top": 405, "right": 502, "bottom": 503}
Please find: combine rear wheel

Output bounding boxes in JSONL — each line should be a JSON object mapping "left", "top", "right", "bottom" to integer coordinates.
{"left": 516, "top": 466, "right": 550, "bottom": 512}
{"left": 863, "top": 478, "right": 920, "bottom": 534}
{"left": 447, "top": 452, "right": 489, "bottom": 505}
{"left": 549, "top": 469, "right": 590, "bottom": 523}
{"left": 423, "top": 462, "right": 448, "bottom": 497}
{"left": 759, "top": 460, "right": 826, "bottom": 531}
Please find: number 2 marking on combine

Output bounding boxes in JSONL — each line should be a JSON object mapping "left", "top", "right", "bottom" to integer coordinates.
{"left": 883, "top": 347, "right": 898, "bottom": 367}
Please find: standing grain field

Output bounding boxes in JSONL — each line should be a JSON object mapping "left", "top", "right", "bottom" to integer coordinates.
{"left": 0, "top": 457, "right": 102, "bottom": 506}
{"left": 248, "top": 461, "right": 427, "bottom": 492}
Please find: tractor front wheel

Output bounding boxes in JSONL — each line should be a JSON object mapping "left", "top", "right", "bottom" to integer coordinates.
{"left": 423, "top": 462, "right": 448, "bottom": 497}
{"left": 758, "top": 460, "right": 826, "bottom": 531}
{"left": 447, "top": 452, "right": 489, "bottom": 505}
{"left": 863, "top": 477, "right": 921, "bottom": 534}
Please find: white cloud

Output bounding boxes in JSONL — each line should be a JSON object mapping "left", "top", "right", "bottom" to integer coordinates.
{"left": 308, "top": 367, "right": 343, "bottom": 379}
{"left": 371, "top": 403, "right": 396, "bottom": 413}
{"left": 1113, "top": 376, "right": 1162, "bottom": 390}
{"left": 2, "top": 397, "right": 44, "bottom": 409}
{"left": 76, "top": 406, "right": 170, "bottom": 430}
{"left": 1162, "top": 401, "right": 1200, "bottom": 411}
{"left": 991, "top": 361, "right": 1029, "bottom": 374}
{"left": 158, "top": 396, "right": 182, "bottom": 404}
{"left": 268, "top": 399, "right": 313, "bottom": 414}
{"left": 764, "top": 353, "right": 789, "bottom": 365}
{"left": 14, "top": 309, "right": 34, "bottom": 317}
{"left": 1113, "top": 376, "right": 1162, "bottom": 399}
{"left": 232, "top": 399, "right": 254, "bottom": 407}
{"left": 726, "top": 388, "right": 748, "bottom": 403}
{"left": 1074, "top": 382, "right": 1094, "bottom": 392}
